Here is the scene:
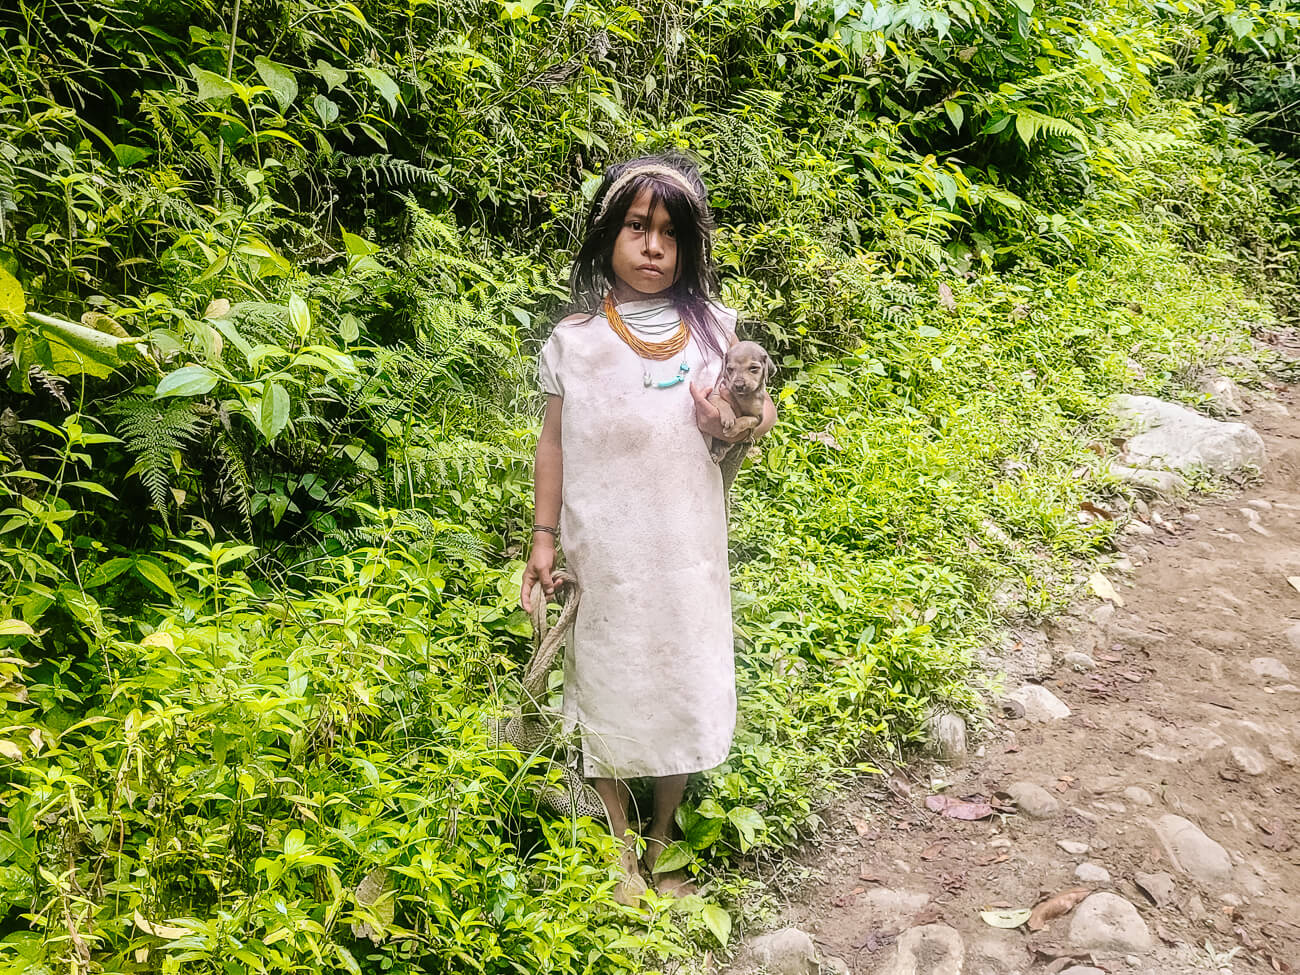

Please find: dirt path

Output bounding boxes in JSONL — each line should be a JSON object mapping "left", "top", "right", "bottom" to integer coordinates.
{"left": 750, "top": 384, "right": 1300, "bottom": 975}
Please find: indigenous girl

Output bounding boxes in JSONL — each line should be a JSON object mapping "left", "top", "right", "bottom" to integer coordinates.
{"left": 521, "top": 155, "right": 776, "bottom": 901}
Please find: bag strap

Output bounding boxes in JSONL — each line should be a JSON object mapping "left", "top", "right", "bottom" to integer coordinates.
{"left": 522, "top": 577, "right": 580, "bottom": 703}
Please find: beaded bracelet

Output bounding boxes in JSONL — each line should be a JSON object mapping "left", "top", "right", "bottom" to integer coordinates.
{"left": 532, "top": 525, "right": 559, "bottom": 538}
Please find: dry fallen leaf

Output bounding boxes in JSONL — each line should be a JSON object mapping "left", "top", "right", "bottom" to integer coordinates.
{"left": 925, "top": 794, "right": 994, "bottom": 820}
{"left": 1027, "top": 888, "right": 1092, "bottom": 931}
{"left": 1088, "top": 571, "right": 1124, "bottom": 607}
{"left": 920, "top": 841, "right": 947, "bottom": 861}
{"left": 938, "top": 282, "right": 957, "bottom": 312}
{"left": 850, "top": 814, "right": 873, "bottom": 836}
{"left": 981, "top": 908, "right": 1032, "bottom": 928}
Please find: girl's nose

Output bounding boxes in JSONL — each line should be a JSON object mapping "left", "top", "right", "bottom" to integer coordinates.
{"left": 642, "top": 231, "right": 664, "bottom": 256}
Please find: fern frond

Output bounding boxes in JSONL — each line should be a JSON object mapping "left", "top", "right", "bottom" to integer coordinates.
{"left": 113, "top": 398, "right": 207, "bottom": 515}
{"left": 215, "top": 430, "right": 254, "bottom": 537}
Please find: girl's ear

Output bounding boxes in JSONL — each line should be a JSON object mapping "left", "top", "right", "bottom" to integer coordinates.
{"left": 762, "top": 350, "right": 776, "bottom": 382}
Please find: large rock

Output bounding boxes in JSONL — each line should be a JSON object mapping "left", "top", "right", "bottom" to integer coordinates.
{"left": 927, "top": 712, "right": 969, "bottom": 765}
{"left": 1153, "top": 815, "right": 1233, "bottom": 884}
{"left": 879, "top": 924, "right": 964, "bottom": 975}
{"left": 1107, "top": 462, "right": 1190, "bottom": 498}
{"left": 1067, "top": 892, "right": 1152, "bottom": 955}
{"left": 746, "top": 927, "right": 819, "bottom": 975}
{"left": 1008, "top": 683, "right": 1071, "bottom": 722}
{"left": 1112, "top": 394, "right": 1266, "bottom": 475}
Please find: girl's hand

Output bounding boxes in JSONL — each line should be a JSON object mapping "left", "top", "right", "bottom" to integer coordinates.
{"left": 690, "top": 383, "right": 751, "bottom": 443}
{"left": 521, "top": 537, "right": 558, "bottom": 612}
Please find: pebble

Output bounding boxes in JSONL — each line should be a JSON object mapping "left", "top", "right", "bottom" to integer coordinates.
{"left": 1269, "top": 742, "right": 1297, "bottom": 766}
{"left": 1075, "top": 862, "right": 1111, "bottom": 884}
{"left": 863, "top": 888, "right": 931, "bottom": 921}
{"left": 1285, "top": 623, "right": 1300, "bottom": 653}
{"left": 1057, "top": 840, "right": 1090, "bottom": 855}
{"left": 1067, "top": 892, "right": 1152, "bottom": 955}
{"left": 1250, "top": 657, "right": 1292, "bottom": 681}
{"left": 1007, "top": 683, "right": 1071, "bottom": 722}
{"left": 1247, "top": 499, "right": 1273, "bottom": 510}
{"left": 1134, "top": 871, "right": 1176, "bottom": 907}
{"left": 1063, "top": 651, "right": 1097, "bottom": 672}
{"left": 879, "top": 924, "right": 963, "bottom": 975}
{"left": 1154, "top": 815, "right": 1233, "bottom": 883}
{"left": 990, "top": 837, "right": 1012, "bottom": 849}
{"left": 1123, "top": 786, "right": 1155, "bottom": 806}
{"left": 1229, "top": 745, "right": 1269, "bottom": 775}
{"left": 747, "top": 928, "right": 819, "bottom": 975}
{"left": 1060, "top": 968, "right": 1107, "bottom": 975}
{"left": 822, "top": 957, "right": 850, "bottom": 975}
{"left": 1007, "top": 781, "right": 1062, "bottom": 819}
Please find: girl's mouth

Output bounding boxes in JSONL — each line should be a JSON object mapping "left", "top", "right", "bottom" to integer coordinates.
{"left": 637, "top": 265, "right": 663, "bottom": 275}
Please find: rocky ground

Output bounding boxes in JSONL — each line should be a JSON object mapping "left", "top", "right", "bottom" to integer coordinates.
{"left": 735, "top": 371, "right": 1300, "bottom": 974}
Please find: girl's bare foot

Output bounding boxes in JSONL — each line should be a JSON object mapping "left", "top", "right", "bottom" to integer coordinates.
{"left": 613, "top": 839, "right": 647, "bottom": 906}
{"left": 642, "top": 836, "right": 697, "bottom": 897}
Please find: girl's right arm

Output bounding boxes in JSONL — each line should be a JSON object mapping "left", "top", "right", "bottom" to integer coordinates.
{"left": 521, "top": 395, "right": 563, "bottom": 612}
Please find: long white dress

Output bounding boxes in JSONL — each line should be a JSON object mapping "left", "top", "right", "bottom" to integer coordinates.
{"left": 539, "top": 299, "right": 736, "bottom": 779}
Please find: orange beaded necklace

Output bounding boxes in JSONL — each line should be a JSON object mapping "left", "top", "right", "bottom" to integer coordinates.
{"left": 603, "top": 293, "right": 692, "bottom": 388}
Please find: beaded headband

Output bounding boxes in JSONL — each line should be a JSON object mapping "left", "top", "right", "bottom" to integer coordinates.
{"left": 596, "top": 163, "right": 703, "bottom": 218}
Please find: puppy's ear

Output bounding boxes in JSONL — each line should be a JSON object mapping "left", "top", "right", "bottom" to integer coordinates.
{"left": 762, "top": 350, "right": 776, "bottom": 382}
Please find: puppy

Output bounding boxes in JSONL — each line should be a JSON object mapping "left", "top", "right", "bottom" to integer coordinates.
{"left": 709, "top": 340, "right": 774, "bottom": 463}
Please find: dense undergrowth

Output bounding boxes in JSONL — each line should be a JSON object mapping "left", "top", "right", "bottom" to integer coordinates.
{"left": 1, "top": 1, "right": 1297, "bottom": 972}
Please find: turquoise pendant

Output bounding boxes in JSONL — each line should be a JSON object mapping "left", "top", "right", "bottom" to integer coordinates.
{"left": 644, "top": 360, "right": 690, "bottom": 389}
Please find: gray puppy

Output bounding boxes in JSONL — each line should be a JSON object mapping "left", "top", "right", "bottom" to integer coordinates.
{"left": 708, "top": 341, "right": 775, "bottom": 501}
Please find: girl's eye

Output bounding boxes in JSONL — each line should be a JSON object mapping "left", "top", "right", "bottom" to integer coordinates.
{"left": 627, "top": 220, "right": 643, "bottom": 231}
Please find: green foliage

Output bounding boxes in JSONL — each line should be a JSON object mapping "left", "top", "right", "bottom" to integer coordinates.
{"left": 0, "top": 0, "right": 1293, "bottom": 971}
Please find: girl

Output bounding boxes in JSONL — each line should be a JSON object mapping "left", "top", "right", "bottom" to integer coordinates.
{"left": 520, "top": 155, "right": 776, "bottom": 901}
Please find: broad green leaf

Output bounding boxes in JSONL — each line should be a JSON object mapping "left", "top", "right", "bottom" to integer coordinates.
{"left": 113, "top": 144, "right": 152, "bottom": 167}
{"left": 259, "top": 381, "right": 291, "bottom": 441}
{"left": 254, "top": 56, "right": 298, "bottom": 111}
{"left": 1015, "top": 112, "right": 1037, "bottom": 146}
{"left": 190, "top": 65, "right": 236, "bottom": 102}
{"left": 313, "top": 94, "right": 339, "bottom": 125}
{"left": 316, "top": 60, "right": 348, "bottom": 91}
{"left": 288, "top": 293, "right": 311, "bottom": 339}
{"left": 0, "top": 267, "right": 24, "bottom": 319}
{"left": 156, "top": 365, "right": 219, "bottom": 398}
{"left": 649, "top": 840, "right": 693, "bottom": 874}
{"left": 701, "top": 904, "right": 731, "bottom": 946}
{"left": 727, "top": 806, "right": 764, "bottom": 849}
{"left": 358, "top": 67, "right": 401, "bottom": 114}
{"left": 0, "top": 620, "right": 35, "bottom": 636}
{"left": 134, "top": 559, "right": 177, "bottom": 598}
{"left": 944, "top": 100, "right": 964, "bottom": 133}
{"left": 341, "top": 230, "right": 380, "bottom": 258}
{"left": 338, "top": 313, "right": 361, "bottom": 343}
{"left": 25, "top": 311, "right": 141, "bottom": 378}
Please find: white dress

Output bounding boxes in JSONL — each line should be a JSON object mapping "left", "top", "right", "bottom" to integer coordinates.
{"left": 539, "top": 299, "right": 737, "bottom": 779}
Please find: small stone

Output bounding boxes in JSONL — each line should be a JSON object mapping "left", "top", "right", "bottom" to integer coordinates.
{"left": 1250, "top": 657, "right": 1292, "bottom": 681}
{"left": 1247, "top": 499, "right": 1273, "bottom": 511}
{"left": 1008, "top": 683, "right": 1072, "bottom": 722}
{"left": 1123, "top": 786, "right": 1155, "bottom": 806}
{"left": 1124, "top": 520, "right": 1156, "bottom": 536}
{"left": 1154, "top": 815, "right": 1232, "bottom": 884}
{"left": 1219, "top": 892, "right": 1244, "bottom": 908}
{"left": 927, "top": 712, "right": 968, "bottom": 765}
{"left": 1008, "top": 781, "right": 1062, "bottom": 819}
{"left": 1269, "top": 742, "right": 1297, "bottom": 766}
{"left": 1063, "top": 651, "right": 1097, "bottom": 672}
{"left": 863, "top": 888, "right": 931, "bottom": 922}
{"left": 822, "top": 957, "right": 851, "bottom": 975}
{"left": 1075, "top": 862, "right": 1111, "bottom": 884}
{"left": 989, "top": 837, "right": 1012, "bottom": 849}
{"left": 1060, "top": 968, "right": 1107, "bottom": 975}
{"left": 747, "top": 928, "right": 819, "bottom": 975}
{"left": 1134, "top": 871, "right": 1176, "bottom": 907}
{"left": 1285, "top": 623, "right": 1300, "bottom": 652}
{"left": 880, "top": 924, "right": 963, "bottom": 975}
{"left": 1058, "top": 840, "right": 1090, "bottom": 855}
{"left": 1067, "top": 892, "right": 1152, "bottom": 955}
{"left": 1229, "top": 745, "right": 1268, "bottom": 775}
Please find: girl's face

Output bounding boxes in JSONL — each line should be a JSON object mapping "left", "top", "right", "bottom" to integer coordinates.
{"left": 609, "top": 186, "right": 681, "bottom": 300}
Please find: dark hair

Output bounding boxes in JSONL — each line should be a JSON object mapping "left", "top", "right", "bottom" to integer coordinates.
{"left": 568, "top": 154, "right": 727, "bottom": 359}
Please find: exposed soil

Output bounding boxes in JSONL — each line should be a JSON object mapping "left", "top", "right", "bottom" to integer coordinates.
{"left": 752, "top": 382, "right": 1300, "bottom": 974}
